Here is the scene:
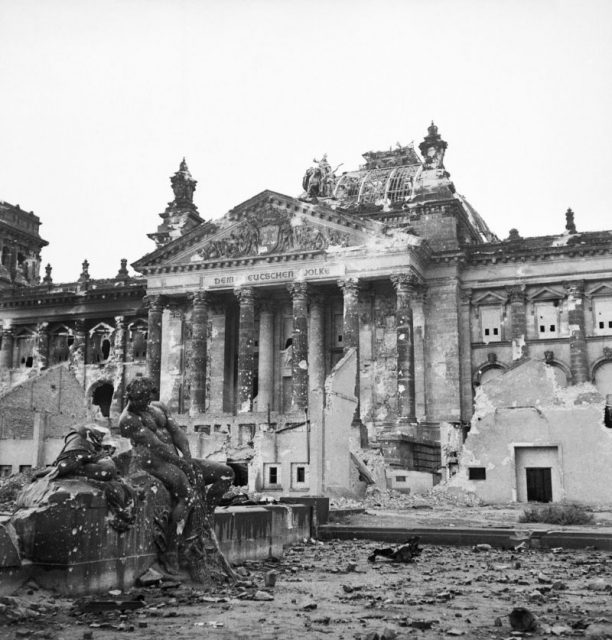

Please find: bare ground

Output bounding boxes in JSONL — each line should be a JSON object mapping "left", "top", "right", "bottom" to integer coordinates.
{"left": 3, "top": 537, "right": 612, "bottom": 639}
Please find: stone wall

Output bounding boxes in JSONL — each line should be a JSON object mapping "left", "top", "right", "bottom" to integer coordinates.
{"left": 450, "top": 359, "right": 612, "bottom": 504}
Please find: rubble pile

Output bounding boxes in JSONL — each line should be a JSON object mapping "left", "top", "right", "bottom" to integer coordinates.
{"left": 0, "top": 470, "right": 34, "bottom": 511}
{"left": 331, "top": 483, "right": 482, "bottom": 511}
{"left": 3, "top": 539, "right": 612, "bottom": 639}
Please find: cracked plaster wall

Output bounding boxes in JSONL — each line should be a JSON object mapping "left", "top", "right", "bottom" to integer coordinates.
{"left": 449, "top": 359, "right": 612, "bottom": 504}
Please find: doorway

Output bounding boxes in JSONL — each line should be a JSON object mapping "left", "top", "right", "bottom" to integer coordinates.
{"left": 526, "top": 467, "right": 553, "bottom": 502}
{"left": 515, "top": 446, "right": 560, "bottom": 502}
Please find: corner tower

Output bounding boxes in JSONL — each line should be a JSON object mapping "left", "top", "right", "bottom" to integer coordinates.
{"left": 148, "top": 159, "right": 204, "bottom": 248}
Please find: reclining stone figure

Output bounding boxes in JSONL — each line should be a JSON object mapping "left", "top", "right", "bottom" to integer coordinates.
{"left": 119, "top": 376, "right": 235, "bottom": 575}
{"left": 33, "top": 423, "right": 137, "bottom": 532}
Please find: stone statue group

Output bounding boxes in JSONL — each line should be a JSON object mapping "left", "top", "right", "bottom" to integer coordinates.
{"left": 302, "top": 154, "right": 342, "bottom": 200}
{"left": 35, "top": 376, "right": 235, "bottom": 579}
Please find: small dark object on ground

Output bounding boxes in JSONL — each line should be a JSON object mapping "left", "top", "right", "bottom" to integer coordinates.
{"left": 519, "top": 503, "right": 594, "bottom": 525}
{"left": 368, "top": 536, "right": 421, "bottom": 563}
{"left": 77, "top": 599, "right": 146, "bottom": 613}
{"left": 509, "top": 607, "right": 537, "bottom": 631}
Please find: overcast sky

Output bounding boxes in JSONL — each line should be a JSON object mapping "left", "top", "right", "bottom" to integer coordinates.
{"left": 1, "top": 0, "right": 611, "bottom": 283}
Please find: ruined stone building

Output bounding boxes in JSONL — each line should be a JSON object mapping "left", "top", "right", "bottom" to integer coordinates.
{"left": 2, "top": 124, "right": 612, "bottom": 502}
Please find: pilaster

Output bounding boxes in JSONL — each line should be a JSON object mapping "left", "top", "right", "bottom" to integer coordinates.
{"left": 566, "top": 281, "right": 589, "bottom": 384}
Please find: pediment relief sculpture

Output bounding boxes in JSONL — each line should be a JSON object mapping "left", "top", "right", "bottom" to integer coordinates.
{"left": 194, "top": 208, "right": 351, "bottom": 262}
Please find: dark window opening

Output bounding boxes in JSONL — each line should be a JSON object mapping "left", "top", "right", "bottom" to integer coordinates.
{"left": 338, "top": 334, "right": 343, "bottom": 343}
{"left": 605, "top": 404, "right": 612, "bottom": 428}
{"left": 194, "top": 424, "right": 211, "bottom": 435}
{"left": 92, "top": 383, "right": 114, "bottom": 417}
{"left": 484, "top": 328, "right": 490, "bottom": 336}
{"left": 25, "top": 356, "right": 33, "bottom": 368}
{"left": 269, "top": 466, "right": 278, "bottom": 484}
{"left": 395, "top": 475, "right": 407, "bottom": 483}
{"left": 296, "top": 466, "right": 305, "bottom": 483}
{"left": 539, "top": 325, "right": 545, "bottom": 333}
{"left": 468, "top": 467, "right": 486, "bottom": 480}
{"left": 609, "top": 321, "right": 612, "bottom": 328}
{"left": 600, "top": 321, "right": 605, "bottom": 329}
{"left": 67, "top": 335, "right": 74, "bottom": 346}
{"left": 19, "top": 465, "right": 32, "bottom": 473}
{"left": 493, "top": 328, "right": 499, "bottom": 335}
{"left": 284, "top": 337, "right": 293, "bottom": 349}
{"left": 101, "top": 338, "right": 111, "bottom": 361}
{"left": 550, "top": 325, "right": 556, "bottom": 332}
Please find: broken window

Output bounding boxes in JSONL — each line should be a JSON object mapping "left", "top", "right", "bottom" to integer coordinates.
{"left": 593, "top": 298, "right": 612, "bottom": 336}
{"left": 19, "top": 465, "right": 32, "bottom": 473}
{"left": 15, "top": 329, "right": 36, "bottom": 368}
{"left": 468, "top": 467, "right": 486, "bottom": 480}
{"left": 534, "top": 302, "right": 558, "bottom": 338}
{"left": 194, "top": 424, "right": 211, "bottom": 435}
{"left": 49, "top": 325, "right": 73, "bottom": 364}
{"left": 92, "top": 382, "right": 114, "bottom": 417}
{"left": 0, "top": 465, "right": 12, "bottom": 478}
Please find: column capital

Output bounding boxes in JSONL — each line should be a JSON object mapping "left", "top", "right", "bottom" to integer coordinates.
{"left": 287, "top": 281, "right": 308, "bottom": 300}
{"left": 74, "top": 318, "right": 86, "bottom": 333}
{"left": 390, "top": 271, "right": 423, "bottom": 293}
{"left": 37, "top": 321, "right": 49, "bottom": 334}
{"left": 1, "top": 324, "right": 14, "bottom": 337}
{"left": 234, "top": 285, "right": 255, "bottom": 305}
{"left": 114, "top": 315, "right": 125, "bottom": 327}
{"left": 143, "top": 294, "right": 164, "bottom": 312}
{"left": 460, "top": 288, "right": 473, "bottom": 306}
{"left": 189, "top": 290, "right": 209, "bottom": 308}
{"left": 338, "top": 277, "right": 360, "bottom": 297}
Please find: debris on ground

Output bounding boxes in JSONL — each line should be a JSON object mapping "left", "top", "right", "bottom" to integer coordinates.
{"left": 367, "top": 537, "right": 422, "bottom": 563}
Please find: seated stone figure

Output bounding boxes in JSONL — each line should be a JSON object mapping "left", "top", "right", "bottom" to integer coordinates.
{"left": 119, "top": 376, "right": 234, "bottom": 574}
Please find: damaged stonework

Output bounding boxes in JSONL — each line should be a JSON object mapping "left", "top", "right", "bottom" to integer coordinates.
{"left": 449, "top": 359, "right": 612, "bottom": 504}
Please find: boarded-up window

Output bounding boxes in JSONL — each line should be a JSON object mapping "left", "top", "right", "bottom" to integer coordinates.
{"left": 593, "top": 298, "right": 612, "bottom": 336}
{"left": 480, "top": 307, "right": 501, "bottom": 343}
{"left": 535, "top": 303, "right": 558, "bottom": 338}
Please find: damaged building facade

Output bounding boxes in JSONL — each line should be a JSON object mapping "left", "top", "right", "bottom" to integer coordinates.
{"left": 2, "top": 124, "right": 612, "bottom": 501}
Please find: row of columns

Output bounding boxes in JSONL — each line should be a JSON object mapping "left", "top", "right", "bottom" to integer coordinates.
{"left": 0, "top": 316, "right": 139, "bottom": 371}
{"left": 145, "top": 273, "right": 423, "bottom": 424}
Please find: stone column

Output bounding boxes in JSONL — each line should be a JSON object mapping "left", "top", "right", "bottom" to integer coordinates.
{"left": 508, "top": 285, "right": 528, "bottom": 360}
{"left": 73, "top": 319, "right": 87, "bottom": 363}
{"left": 289, "top": 282, "right": 309, "bottom": 411}
{"left": 235, "top": 286, "right": 256, "bottom": 413}
{"left": 112, "top": 315, "right": 126, "bottom": 413}
{"left": 308, "top": 294, "right": 325, "bottom": 393}
{"left": 338, "top": 278, "right": 366, "bottom": 443}
{"left": 0, "top": 326, "right": 14, "bottom": 370}
{"left": 37, "top": 322, "right": 49, "bottom": 370}
{"left": 189, "top": 291, "right": 208, "bottom": 414}
{"left": 257, "top": 301, "right": 275, "bottom": 413}
{"left": 145, "top": 295, "right": 164, "bottom": 396}
{"left": 391, "top": 274, "right": 418, "bottom": 425}
{"left": 208, "top": 303, "right": 226, "bottom": 414}
{"left": 566, "top": 281, "right": 589, "bottom": 384}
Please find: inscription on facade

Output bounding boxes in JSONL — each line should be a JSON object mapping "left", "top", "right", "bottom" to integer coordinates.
{"left": 205, "top": 263, "right": 343, "bottom": 289}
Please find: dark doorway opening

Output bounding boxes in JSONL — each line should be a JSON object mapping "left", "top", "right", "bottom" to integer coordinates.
{"left": 92, "top": 382, "right": 114, "bottom": 418}
{"left": 526, "top": 467, "right": 552, "bottom": 502}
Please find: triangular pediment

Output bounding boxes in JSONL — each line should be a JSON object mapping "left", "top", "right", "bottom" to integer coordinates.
{"left": 134, "top": 190, "right": 381, "bottom": 271}
{"left": 587, "top": 282, "right": 612, "bottom": 298}
{"left": 472, "top": 290, "right": 508, "bottom": 306}
{"left": 527, "top": 286, "right": 565, "bottom": 301}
